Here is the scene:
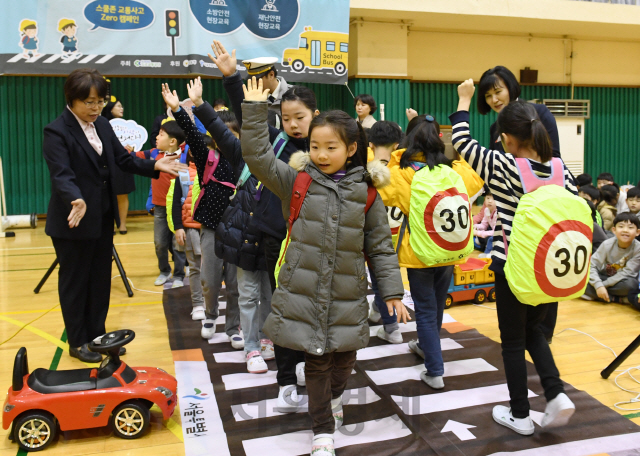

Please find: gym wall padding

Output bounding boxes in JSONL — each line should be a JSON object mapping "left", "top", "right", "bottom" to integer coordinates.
{"left": 1, "top": 76, "right": 639, "bottom": 214}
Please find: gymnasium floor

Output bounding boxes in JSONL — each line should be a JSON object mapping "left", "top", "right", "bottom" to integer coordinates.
{"left": 1, "top": 215, "right": 640, "bottom": 455}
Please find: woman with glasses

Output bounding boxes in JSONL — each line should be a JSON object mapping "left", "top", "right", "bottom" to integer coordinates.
{"left": 42, "top": 68, "right": 185, "bottom": 363}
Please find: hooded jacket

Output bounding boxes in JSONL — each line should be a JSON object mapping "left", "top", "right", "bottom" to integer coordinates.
{"left": 241, "top": 101, "right": 404, "bottom": 354}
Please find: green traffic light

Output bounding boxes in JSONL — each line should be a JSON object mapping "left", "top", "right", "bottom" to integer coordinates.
{"left": 170, "top": 28, "right": 177, "bottom": 35}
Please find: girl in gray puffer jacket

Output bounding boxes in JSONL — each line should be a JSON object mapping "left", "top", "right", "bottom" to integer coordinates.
{"left": 241, "top": 77, "right": 410, "bottom": 456}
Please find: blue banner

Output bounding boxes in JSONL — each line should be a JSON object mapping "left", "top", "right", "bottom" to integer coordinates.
{"left": 0, "top": 0, "right": 350, "bottom": 84}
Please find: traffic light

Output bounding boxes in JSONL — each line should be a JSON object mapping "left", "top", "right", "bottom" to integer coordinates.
{"left": 165, "top": 10, "right": 180, "bottom": 37}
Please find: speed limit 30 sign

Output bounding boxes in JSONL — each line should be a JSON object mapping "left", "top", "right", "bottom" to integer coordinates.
{"left": 423, "top": 188, "right": 472, "bottom": 251}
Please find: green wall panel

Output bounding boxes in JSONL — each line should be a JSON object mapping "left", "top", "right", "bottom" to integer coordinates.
{"left": 2, "top": 75, "right": 639, "bottom": 215}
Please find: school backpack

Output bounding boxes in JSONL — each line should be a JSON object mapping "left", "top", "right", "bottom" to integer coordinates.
{"left": 504, "top": 158, "right": 593, "bottom": 305}
{"left": 192, "top": 149, "right": 236, "bottom": 213}
{"left": 274, "top": 172, "right": 377, "bottom": 286}
{"left": 399, "top": 163, "right": 474, "bottom": 266}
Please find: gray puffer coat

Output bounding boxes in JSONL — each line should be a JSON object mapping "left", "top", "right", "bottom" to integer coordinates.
{"left": 241, "top": 102, "right": 404, "bottom": 355}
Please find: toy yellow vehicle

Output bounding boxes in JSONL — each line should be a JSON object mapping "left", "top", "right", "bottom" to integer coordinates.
{"left": 282, "top": 27, "right": 348, "bottom": 75}
{"left": 446, "top": 257, "right": 496, "bottom": 308}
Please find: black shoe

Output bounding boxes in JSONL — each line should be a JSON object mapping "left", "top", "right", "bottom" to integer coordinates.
{"left": 119, "top": 347, "right": 126, "bottom": 356}
{"left": 69, "top": 343, "right": 102, "bottom": 363}
{"left": 119, "top": 230, "right": 127, "bottom": 235}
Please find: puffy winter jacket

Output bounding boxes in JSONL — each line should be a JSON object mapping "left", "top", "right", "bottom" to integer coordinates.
{"left": 241, "top": 102, "right": 404, "bottom": 355}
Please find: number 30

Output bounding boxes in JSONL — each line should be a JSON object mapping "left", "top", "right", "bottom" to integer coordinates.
{"left": 554, "top": 245, "right": 588, "bottom": 277}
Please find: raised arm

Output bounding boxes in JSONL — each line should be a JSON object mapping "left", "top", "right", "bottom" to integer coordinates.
{"left": 209, "top": 41, "right": 245, "bottom": 127}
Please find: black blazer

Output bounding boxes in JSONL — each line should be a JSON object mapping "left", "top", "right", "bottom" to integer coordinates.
{"left": 43, "top": 108, "right": 159, "bottom": 240}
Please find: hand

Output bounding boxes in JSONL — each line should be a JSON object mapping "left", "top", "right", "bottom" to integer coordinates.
{"left": 187, "top": 77, "right": 204, "bottom": 107}
{"left": 458, "top": 79, "right": 475, "bottom": 100}
{"left": 161, "top": 83, "right": 181, "bottom": 112}
{"left": 242, "top": 76, "right": 270, "bottom": 102}
{"left": 67, "top": 199, "right": 86, "bottom": 228}
{"left": 386, "top": 299, "right": 411, "bottom": 324}
{"left": 175, "top": 229, "right": 186, "bottom": 246}
{"left": 154, "top": 155, "right": 188, "bottom": 176}
{"left": 406, "top": 108, "right": 418, "bottom": 122}
{"left": 124, "top": 145, "right": 134, "bottom": 152}
{"left": 208, "top": 40, "right": 237, "bottom": 77}
{"left": 596, "top": 286, "right": 610, "bottom": 302}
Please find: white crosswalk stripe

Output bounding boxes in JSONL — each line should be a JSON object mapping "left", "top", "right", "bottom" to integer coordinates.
{"left": 43, "top": 54, "right": 62, "bottom": 63}
{"left": 7, "top": 54, "right": 27, "bottom": 63}
{"left": 241, "top": 415, "right": 411, "bottom": 456}
{"left": 95, "top": 54, "right": 115, "bottom": 64}
{"left": 391, "top": 383, "right": 538, "bottom": 416}
{"left": 357, "top": 338, "right": 463, "bottom": 361}
{"left": 79, "top": 54, "right": 98, "bottom": 64}
{"left": 26, "top": 54, "right": 46, "bottom": 63}
{"left": 366, "top": 358, "right": 498, "bottom": 386}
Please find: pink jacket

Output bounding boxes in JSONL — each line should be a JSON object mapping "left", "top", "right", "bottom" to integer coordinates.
{"left": 474, "top": 207, "right": 497, "bottom": 238}
{"left": 473, "top": 201, "right": 487, "bottom": 225}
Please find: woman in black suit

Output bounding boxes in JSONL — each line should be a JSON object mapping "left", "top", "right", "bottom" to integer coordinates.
{"left": 43, "top": 68, "right": 184, "bottom": 362}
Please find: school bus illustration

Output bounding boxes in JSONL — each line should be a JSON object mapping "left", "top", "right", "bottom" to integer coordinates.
{"left": 282, "top": 27, "right": 348, "bottom": 75}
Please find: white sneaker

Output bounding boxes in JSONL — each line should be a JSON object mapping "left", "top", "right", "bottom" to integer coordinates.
{"left": 368, "top": 308, "right": 381, "bottom": 324}
{"left": 191, "top": 306, "right": 205, "bottom": 321}
{"left": 377, "top": 326, "right": 403, "bottom": 344}
{"left": 296, "top": 362, "right": 306, "bottom": 386}
{"left": 580, "top": 294, "right": 595, "bottom": 301}
{"left": 171, "top": 279, "right": 184, "bottom": 288}
{"left": 478, "top": 253, "right": 490, "bottom": 258}
{"left": 331, "top": 395, "right": 343, "bottom": 430}
{"left": 229, "top": 333, "right": 244, "bottom": 349}
{"left": 541, "top": 392, "right": 575, "bottom": 428}
{"left": 246, "top": 351, "right": 268, "bottom": 374}
{"left": 154, "top": 274, "right": 171, "bottom": 286}
{"left": 260, "top": 339, "right": 275, "bottom": 360}
{"left": 275, "top": 385, "right": 301, "bottom": 413}
{"left": 420, "top": 371, "right": 444, "bottom": 389}
{"left": 492, "top": 405, "right": 534, "bottom": 435}
{"left": 408, "top": 339, "right": 425, "bottom": 359}
{"left": 311, "top": 434, "right": 334, "bottom": 456}
{"left": 201, "top": 319, "right": 217, "bottom": 339}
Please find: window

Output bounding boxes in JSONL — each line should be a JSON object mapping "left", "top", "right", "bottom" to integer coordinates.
{"left": 326, "top": 41, "right": 335, "bottom": 51}
{"left": 340, "top": 43, "right": 348, "bottom": 53}
{"left": 299, "top": 37, "right": 307, "bottom": 49}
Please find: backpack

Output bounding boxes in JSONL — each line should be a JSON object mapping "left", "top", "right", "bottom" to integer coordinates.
{"left": 504, "top": 158, "right": 593, "bottom": 305}
{"left": 398, "top": 163, "right": 474, "bottom": 266}
{"left": 274, "top": 172, "right": 377, "bottom": 286}
{"left": 192, "top": 149, "right": 236, "bottom": 213}
{"left": 236, "top": 131, "right": 289, "bottom": 188}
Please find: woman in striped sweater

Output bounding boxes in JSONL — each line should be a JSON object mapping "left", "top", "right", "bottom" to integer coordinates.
{"left": 450, "top": 79, "right": 577, "bottom": 436}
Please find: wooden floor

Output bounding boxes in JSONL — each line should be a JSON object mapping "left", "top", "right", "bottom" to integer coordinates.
{"left": 1, "top": 215, "right": 639, "bottom": 455}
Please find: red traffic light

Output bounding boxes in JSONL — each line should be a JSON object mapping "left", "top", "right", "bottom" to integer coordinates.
{"left": 168, "top": 11, "right": 176, "bottom": 19}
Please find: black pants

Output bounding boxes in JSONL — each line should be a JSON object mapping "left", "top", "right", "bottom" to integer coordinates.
{"left": 495, "top": 272, "right": 564, "bottom": 418}
{"left": 51, "top": 212, "right": 114, "bottom": 348}
{"left": 263, "top": 232, "right": 307, "bottom": 386}
{"left": 539, "top": 302, "right": 558, "bottom": 339}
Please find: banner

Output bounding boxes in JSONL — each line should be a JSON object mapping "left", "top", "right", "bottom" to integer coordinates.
{"left": 0, "top": 0, "right": 350, "bottom": 84}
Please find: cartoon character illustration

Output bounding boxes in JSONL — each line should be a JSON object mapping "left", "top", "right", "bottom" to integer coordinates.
{"left": 58, "top": 18, "right": 81, "bottom": 58}
{"left": 262, "top": 0, "right": 278, "bottom": 12}
{"left": 18, "top": 19, "right": 40, "bottom": 59}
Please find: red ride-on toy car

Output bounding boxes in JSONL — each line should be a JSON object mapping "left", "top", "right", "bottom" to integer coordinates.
{"left": 2, "top": 330, "right": 177, "bottom": 452}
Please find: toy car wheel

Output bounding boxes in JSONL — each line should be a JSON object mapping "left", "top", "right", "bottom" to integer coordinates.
{"left": 334, "top": 62, "right": 346, "bottom": 75}
{"left": 110, "top": 401, "right": 150, "bottom": 439}
{"left": 488, "top": 288, "right": 496, "bottom": 302}
{"left": 14, "top": 411, "right": 57, "bottom": 452}
{"left": 474, "top": 289, "right": 487, "bottom": 304}
{"left": 292, "top": 59, "right": 305, "bottom": 72}
{"left": 445, "top": 294, "right": 453, "bottom": 309}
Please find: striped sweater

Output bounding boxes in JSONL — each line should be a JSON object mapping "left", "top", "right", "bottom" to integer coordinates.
{"left": 449, "top": 110, "right": 577, "bottom": 271}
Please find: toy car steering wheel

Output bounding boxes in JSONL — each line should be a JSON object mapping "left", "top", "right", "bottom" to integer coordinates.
{"left": 88, "top": 329, "right": 135, "bottom": 353}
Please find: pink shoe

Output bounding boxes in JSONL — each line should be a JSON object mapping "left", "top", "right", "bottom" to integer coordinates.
{"left": 260, "top": 339, "right": 275, "bottom": 360}
{"left": 246, "top": 350, "right": 268, "bottom": 374}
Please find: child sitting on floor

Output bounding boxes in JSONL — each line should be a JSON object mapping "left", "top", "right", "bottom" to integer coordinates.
{"left": 474, "top": 188, "right": 497, "bottom": 258}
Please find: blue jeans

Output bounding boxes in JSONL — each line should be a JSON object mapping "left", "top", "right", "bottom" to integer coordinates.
{"left": 484, "top": 236, "right": 493, "bottom": 255}
{"left": 367, "top": 264, "right": 398, "bottom": 327}
{"left": 153, "top": 205, "right": 185, "bottom": 280}
{"left": 407, "top": 266, "right": 454, "bottom": 377}
{"left": 237, "top": 267, "right": 272, "bottom": 354}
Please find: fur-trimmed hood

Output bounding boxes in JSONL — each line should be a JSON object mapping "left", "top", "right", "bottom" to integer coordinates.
{"left": 288, "top": 151, "right": 391, "bottom": 188}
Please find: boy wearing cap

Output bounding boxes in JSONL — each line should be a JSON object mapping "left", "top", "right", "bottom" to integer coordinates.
{"left": 58, "top": 19, "right": 80, "bottom": 57}
{"left": 243, "top": 57, "right": 291, "bottom": 127}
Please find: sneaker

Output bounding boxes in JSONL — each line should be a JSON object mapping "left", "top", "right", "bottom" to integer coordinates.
{"left": 478, "top": 253, "right": 490, "bottom": 258}
{"left": 260, "top": 339, "right": 275, "bottom": 360}
{"left": 275, "top": 385, "right": 301, "bottom": 413}
{"left": 191, "top": 306, "right": 205, "bottom": 321}
{"left": 492, "top": 405, "right": 534, "bottom": 435}
{"left": 311, "top": 434, "right": 335, "bottom": 456}
{"left": 331, "top": 395, "right": 343, "bottom": 430}
{"left": 368, "top": 308, "right": 381, "bottom": 324}
{"left": 172, "top": 279, "right": 184, "bottom": 288}
{"left": 580, "top": 294, "right": 595, "bottom": 301}
{"left": 246, "top": 351, "right": 268, "bottom": 374}
{"left": 541, "top": 392, "right": 575, "bottom": 428}
{"left": 420, "top": 371, "right": 445, "bottom": 389}
{"left": 408, "top": 339, "right": 425, "bottom": 359}
{"left": 201, "top": 319, "right": 217, "bottom": 339}
{"left": 296, "top": 362, "right": 306, "bottom": 386}
{"left": 229, "top": 333, "right": 244, "bottom": 350}
{"left": 154, "top": 274, "right": 171, "bottom": 286}
{"left": 377, "top": 326, "right": 403, "bottom": 344}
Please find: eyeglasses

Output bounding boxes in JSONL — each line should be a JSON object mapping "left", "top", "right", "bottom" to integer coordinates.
{"left": 83, "top": 100, "right": 107, "bottom": 108}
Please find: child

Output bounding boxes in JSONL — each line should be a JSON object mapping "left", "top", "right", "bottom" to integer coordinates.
{"left": 579, "top": 184, "right": 604, "bottom": 228}
{"left": 161, "top": 84, "right": 242, "bottom": 347}
{"left": 58, "top": 19, "right": 79, "bottom": 58}
{"left": 575, "top": 173, "right": 592, "bottom": 189}
{"left": 597, "top": 172, "right": 614, "bottom": 189}
{"left": 452, "top": 79, "right": 577, "bottom": 435}
{"left": 366, "top": 121, "right": 404, "bottom": 344}
{"left": 474, "top": 189, "right": 497, "bottom": 258}
{"left": 241, "top": 77, "right": 408, "bottom": 456}
{"left": 355, "top": 94, "right": 377, "bottom": 128}
{"left": 19, "top": 20, "right": 39, "bottom": 59}
{"left": 599, "top": 184, "right": 619, "bottom": 231}
{"left": 134, "top": 120, "right": 187, "bottom": 287}
{"left": 374, "top": 115, "right": 467, "bottom": 390}
{"left": 627, "top": 187, "right": 640, "bottom": 217}
{"left": 583, "top": 213, "right": 640, "bottom": 304}
{"left": 213, "top": 98, "right": 228, "bottom": 111}
{"left": 585, "top": 200, "right": 610, "bottom": 252}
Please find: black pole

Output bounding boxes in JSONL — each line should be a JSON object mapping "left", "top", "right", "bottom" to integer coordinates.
{"left": 171, "top": 36, "right": 176, "bottom": 56}
{"left": 601, "top": 334, "right": 640, "bottom": 379}
{"left": 33, "top": 258, "right": 59, "bottom": 294}
{"left": 112, "top": 246, "right": 134, "bottom": 297}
